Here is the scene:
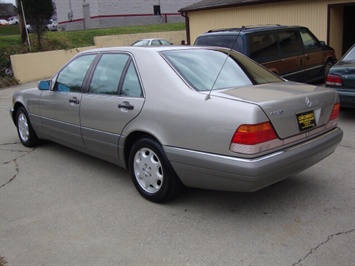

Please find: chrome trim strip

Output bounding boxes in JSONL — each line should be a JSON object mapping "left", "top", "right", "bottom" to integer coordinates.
{"left": 282, "top": 65, "right": 322, "bottom": 78}
{"left": 170, "top": 147, "right": 284, "bottom": 163}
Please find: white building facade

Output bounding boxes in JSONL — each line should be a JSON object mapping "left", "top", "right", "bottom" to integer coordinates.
{"left": 55, "top": 0, "right": 198, "bottom": 31}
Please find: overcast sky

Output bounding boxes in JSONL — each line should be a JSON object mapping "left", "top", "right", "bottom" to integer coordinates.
{"left": 1, "top": 0, "right": 17, "bottom": 6}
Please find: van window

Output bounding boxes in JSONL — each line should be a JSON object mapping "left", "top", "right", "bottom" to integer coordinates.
{"left": 278, "top": 30, "right": 303, "bottom": 56}
{"left": 194, "top": 35, "right": 243, "bottom": 52}
{"left": 300, "top": 29, "right": 318, "bottom": 49}
{"left": 248, "top": 33, "right": 279, "bottom": 62}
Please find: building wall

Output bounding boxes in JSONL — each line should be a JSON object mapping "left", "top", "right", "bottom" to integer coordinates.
{"left": 11, "top": 30, "right": 186, "bottom": 84}
{"left": 56, "top": 0, "right": 198, "bottom": 31}
{"left": 187, "top": 0, "right": 355, "bottom": 58}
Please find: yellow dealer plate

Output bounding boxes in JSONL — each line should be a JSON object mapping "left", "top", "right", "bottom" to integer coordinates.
{"left": 297, "top": 111, "right": 316, "bottom": 131}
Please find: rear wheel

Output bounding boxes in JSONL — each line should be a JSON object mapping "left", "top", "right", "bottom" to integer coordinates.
{"left": 16, "top": 107, "right": 39, "bottom": 147}
{"left": 129, "top": 138, "right": 183, "bottom": 203}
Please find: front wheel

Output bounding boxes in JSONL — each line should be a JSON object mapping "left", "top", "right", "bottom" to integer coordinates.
{"left": 16, "top": 107, "right": 39, "bottom": 147}
{"left": 129, "top": 138, "right": 183, "bottom": 203}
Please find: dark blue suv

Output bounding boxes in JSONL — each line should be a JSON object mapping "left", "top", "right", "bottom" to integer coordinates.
{"left": 194, "top": 25, "right": 337, "bottom": 83}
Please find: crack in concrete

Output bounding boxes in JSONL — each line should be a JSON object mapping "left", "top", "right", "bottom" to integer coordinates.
{"left": 0, "top": 141, "right": 21, "bottom": 146}
{"left": 292, "top": 228, "right": 355, "bottom": 266}
{"left": 0, "top": 148, "right": 35, "bottom": 189}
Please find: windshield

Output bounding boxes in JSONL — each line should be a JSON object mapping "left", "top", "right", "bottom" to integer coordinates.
{"left": 161, "top": 49, "right": 283, "bottom": 91}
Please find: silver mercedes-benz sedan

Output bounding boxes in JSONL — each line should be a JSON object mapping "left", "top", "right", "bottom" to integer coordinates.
{"left": 10, "top": 46, "right": 343, "bottom": 202}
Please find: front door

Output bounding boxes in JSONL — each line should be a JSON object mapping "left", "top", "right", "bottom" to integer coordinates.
{"left": 299, "top": 28, "right": 325, "bottom": 82}
{"left": 39, "top": 54, "right": 97, "bottom": 148}
{"left": 277, "top": 30, "right": 305, "bottom": 81}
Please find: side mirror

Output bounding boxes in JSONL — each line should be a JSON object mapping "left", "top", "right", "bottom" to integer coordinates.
{"left": 319, "top": 41, "right": 325, "bottom": 47}
{"left": 38, "top": 80, "right": 50, "bottom": 91}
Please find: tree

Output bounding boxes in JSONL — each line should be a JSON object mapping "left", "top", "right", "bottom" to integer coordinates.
{"left": 18, "top": 0, "right": 54, "bottom": 49}
{"left": 16, "top": 0, "right": 27, "bottom": 44}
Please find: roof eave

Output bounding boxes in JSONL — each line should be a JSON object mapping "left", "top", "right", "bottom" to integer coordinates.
{"left": 179, "top": 0, "right": 292, "bottom": 13}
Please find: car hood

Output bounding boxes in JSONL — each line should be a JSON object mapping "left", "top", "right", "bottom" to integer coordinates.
{"left": 210, "top": 82, "right": 338, "bottom": 139}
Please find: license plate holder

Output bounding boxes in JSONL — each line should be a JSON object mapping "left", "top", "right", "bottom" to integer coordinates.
{"left": 297, "top": 111, "right": 316, "bottom": 131}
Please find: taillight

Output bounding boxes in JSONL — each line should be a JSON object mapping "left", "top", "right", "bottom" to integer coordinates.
{"left": 329, "top": 103, "right": 340, "bottom": 121}
{"left": 232, "top": 122, "right": 277, "bottom": 145}
{"left": 325, "top": 74, "right": 343, "bottom": 87}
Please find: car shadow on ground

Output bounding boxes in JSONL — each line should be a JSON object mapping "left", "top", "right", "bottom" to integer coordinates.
{"left": 36, "top": 140, "right": 326, "bottom": 215}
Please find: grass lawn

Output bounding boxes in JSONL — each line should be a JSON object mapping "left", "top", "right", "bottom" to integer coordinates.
{"left": 0, "top": 23, "right": 185, "bottom": 49}
{"left": 0, "top": 23, "right": 185, "bottom": 87}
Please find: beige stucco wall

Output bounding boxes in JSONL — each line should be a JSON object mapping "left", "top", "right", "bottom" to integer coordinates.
{"left": 187, "top": 0, "right": 355, "bottom": 58}
{"left": 11, "top": 47, "right": 95, "bottom": 84}
{"left": 10, "top": 31, "right": 186, "bottom": 84}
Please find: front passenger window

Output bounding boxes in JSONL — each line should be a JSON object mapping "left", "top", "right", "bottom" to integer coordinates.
{"left": 300, "top": 29, "right": 318, "bottom": 49}
{"left": 54, "top": 54, "right": 96, "bottom": 92}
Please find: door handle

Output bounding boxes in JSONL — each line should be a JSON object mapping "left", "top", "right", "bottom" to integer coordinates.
{"left": 118, "top": 102, "right": 134, "bottom": 110}
{"left": 69, "top": 97, "right": 80, "bottom": 104}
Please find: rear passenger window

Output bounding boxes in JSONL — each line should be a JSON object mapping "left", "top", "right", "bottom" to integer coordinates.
{"left": 120, "top": 62, "right": 143, "bottom": 97}
{"left": 89, "top": 54, "right": 129, "bottom": 95}
{"left": 278, "top": 30, "right": 303, "bottom": 56}
{"left": 248, "top": 33, "right": 279, "bottom": 62}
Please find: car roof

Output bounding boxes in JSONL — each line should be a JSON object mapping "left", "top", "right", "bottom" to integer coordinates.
{"left": 201, "top": 25, "right": 307, "bottom": 36}
{"left": 79, "top": 46, "right": 212, "bottom": 54}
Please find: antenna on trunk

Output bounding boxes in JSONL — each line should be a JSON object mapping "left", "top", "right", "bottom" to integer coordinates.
{"left": 205, "top": 26, "right": 245, "bottom": 101}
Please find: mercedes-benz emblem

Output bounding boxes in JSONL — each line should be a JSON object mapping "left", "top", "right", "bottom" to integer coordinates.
{"left": 305, "top": 97, "right": 312, "bottom": 107}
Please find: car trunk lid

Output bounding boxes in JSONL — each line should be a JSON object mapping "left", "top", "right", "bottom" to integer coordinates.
{"left": 211, "top": 82, "right": 338, "bottom": 139}
{"left": 332, "top": 61, "right": 355, "bottom": 88}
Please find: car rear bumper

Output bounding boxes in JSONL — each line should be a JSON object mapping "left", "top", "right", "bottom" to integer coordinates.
{"left": 164, "top": 127, "right": 343, "bottom": 192}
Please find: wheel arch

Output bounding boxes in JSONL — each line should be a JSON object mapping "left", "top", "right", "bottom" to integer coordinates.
{"left": 12, "top": 102, "right": 26, "bottom": 125}
{"left": 123, "top": 131, "right": 162, "bottom": 169}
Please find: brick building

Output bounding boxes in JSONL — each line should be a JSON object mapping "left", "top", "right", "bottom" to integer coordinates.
{"left": 55, "top": 0, "right": 200, "bottom": 31}
{"left": 0, "top": 3, "right": 16, "bottom": 20}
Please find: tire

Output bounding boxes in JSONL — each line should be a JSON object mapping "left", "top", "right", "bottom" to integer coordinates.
{"left": 323, "top": 60, "right": 333, "bottom": 80}
{"left": 129, "top": 138, "right": 183, "bottom": 203}
{"left": 16, "top": 107, "right": 39, "bottom": 147}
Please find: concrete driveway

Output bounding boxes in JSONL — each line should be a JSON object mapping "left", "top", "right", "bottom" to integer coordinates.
{"left": 1, "top": 83, "right": 354, "bottom": 265}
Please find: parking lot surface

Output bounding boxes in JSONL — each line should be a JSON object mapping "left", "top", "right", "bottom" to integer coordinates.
{"left": 1, "top": 82, "right": 354, "bottom": 265}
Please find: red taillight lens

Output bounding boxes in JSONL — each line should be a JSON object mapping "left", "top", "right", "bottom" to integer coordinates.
{"left": 232, "top": 122, "right": 277, "bottom": 145}
{"left": 325, "top": 74, "right": 343, "bottom": 87}
{"left": 329, "top": 103, "right": 340, "bottom": 120}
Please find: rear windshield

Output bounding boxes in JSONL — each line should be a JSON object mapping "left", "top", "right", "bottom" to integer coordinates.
{"left": 161, "top": 49, "right": 283, "bottom": 92}
{"left": 343, "top": 46, "right": 355, "bottom": 61}
{"left": 194, "top": 35, "right": 243, "bottom": 52}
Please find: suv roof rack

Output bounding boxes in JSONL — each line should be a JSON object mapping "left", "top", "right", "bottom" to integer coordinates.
{"left": 207, "top": 24, "right": 283, "bottom": 33}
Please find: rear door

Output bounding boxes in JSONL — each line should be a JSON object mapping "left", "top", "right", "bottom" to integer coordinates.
{"left": 80, "top": 53, "right": 145, "bottom": 161}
